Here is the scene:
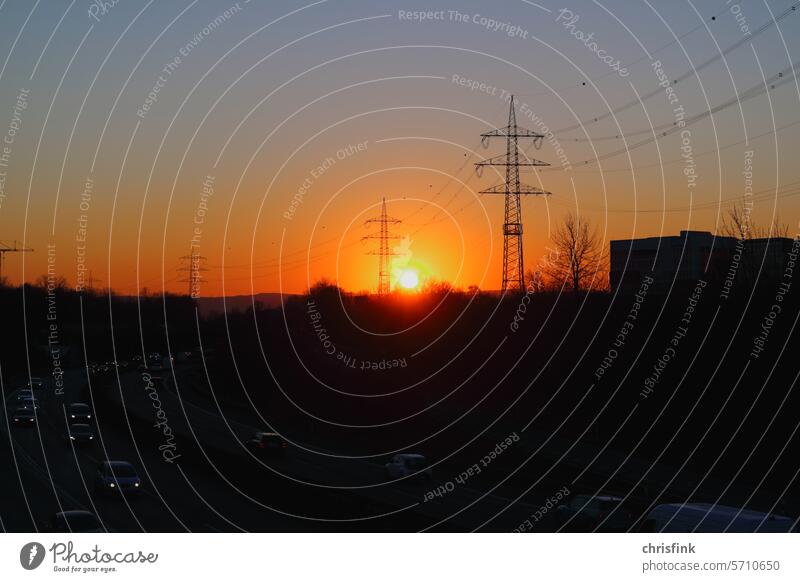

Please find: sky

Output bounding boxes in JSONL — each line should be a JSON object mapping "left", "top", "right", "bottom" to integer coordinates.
{"left": 0, "top": 0, "right": 798, "bottom": 295}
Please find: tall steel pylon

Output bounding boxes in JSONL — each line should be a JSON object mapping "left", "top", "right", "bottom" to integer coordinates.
{"left": 476, "top": 95, "right": 551, "bottom": 292}
{"left": 178, "top": 249, "right": 208, "bottom": 299}
{"left": 363, "top": 197, "right": 402, "bottom": 295}
{"left": 87, "top": 271, "right": 102, "bottom": 291}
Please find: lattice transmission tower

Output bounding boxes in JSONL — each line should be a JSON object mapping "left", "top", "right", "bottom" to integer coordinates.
{"left": 476, "top": 95, "right": 552, "bottom": 292}
{"left": 363, "top": 197, "right": 402, "bottom": 295}
{"left": 178, "top": 249, "right": 208, "bottom": 299}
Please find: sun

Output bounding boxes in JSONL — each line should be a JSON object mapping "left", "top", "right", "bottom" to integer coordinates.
{"left": 398, "top": 269, "right": 419, "bottom": 290}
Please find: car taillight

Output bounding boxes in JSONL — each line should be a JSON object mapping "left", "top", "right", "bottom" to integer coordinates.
{"left": 282, "top": 443, "right": 288, "bottom": 448}
{"left": 259, "top": 443, "right": 266, "bottom": 448}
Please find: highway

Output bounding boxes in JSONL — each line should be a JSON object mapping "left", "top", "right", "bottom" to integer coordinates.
{"left": 1, "top": 361, "right": 550, "bottom": 532}
{"left": 6, "top": 357, "right": 785, "bottom": 532}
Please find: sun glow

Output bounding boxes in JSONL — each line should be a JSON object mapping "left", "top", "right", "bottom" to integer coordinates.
{"left": 398, "top": 269, "right": 420, "bottom": 290}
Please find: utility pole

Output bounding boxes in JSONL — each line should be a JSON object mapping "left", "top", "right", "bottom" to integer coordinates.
{"left": 476, "top": 95, "right": 551, "bottom": 292}
{"left": 178, "top": 249, "right": 208, "bottom": 299}
{"left": 0, "top": 241, "right": 34, "bottom": 280}
{"left": 87, "top": 270, "right": 102, "bottom": 291}
{"left": 363, "top": 197, "right": 402, "bottom": 295}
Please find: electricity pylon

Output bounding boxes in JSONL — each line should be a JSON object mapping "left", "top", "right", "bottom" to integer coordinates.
{"left": 178, "top": 249, "right": 208, "bottom": 299}
{"left": 0, "top": 241, "right": 33, "bottom": 280}
{"left": 476, "top": 95, "right": 551, "bottom": 292}
{"left": 363, "top": 197, "right": 402, "bottom": 295}
{"left": 87, "top": 271, "right": 102, "bottom": 291}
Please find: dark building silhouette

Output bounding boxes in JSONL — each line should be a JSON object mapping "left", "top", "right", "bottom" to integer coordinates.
{"left": 610, "top": 230, "right": 797, "bottom": 293}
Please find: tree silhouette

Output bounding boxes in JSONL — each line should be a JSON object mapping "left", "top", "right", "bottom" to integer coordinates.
{"left": 545, "top": 213, "right": 607, "bottom": 293}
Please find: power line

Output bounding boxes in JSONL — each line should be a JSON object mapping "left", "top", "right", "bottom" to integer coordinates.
{"left": 0, "top": 241, "right": 33, "bottom": 280}
{"left": 549, "top": 1, "right": 800, "bottom": 136}
{"left": 514, "top": 0, "right": 738, "bottom": 98}
{"left": 538, "top": 61, "right": 800, "bottom": 170}
{"left": 222, "top": 59, "right": 798, "bottom": 277}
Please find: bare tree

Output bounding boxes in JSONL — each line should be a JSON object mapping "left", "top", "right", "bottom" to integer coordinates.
{"left": 420, "top": 278, "right": 452, "bottom": 295}
{"left": 523, "top": 268, "right": 545, "bottom": 294}
{"left": 545, "top": 213, "right": 607, "bottom": 293}
{"left": 34, "top": 274, "right": 69, "bottom": 291}
{"left": 720, "top": 202, "right": 791, "bottom": 286}
{"left": 720, "top": 202, "right": 789, "bottom": 240}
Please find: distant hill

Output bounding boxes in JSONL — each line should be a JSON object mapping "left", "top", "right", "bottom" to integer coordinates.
{"left": 196, "top": 293, "right": 296, "bottom": 317}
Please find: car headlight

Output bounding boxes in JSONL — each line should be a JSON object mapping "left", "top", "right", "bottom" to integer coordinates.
{"left": 109, "top": 483, "right": 115, "bottom": 488}
{"left": 71, "top": 415, "right": 75, "bottom": 418}
{"left": 87, "top": 415, "right": 91, "bottom": 419}
{"left": 89, "top": 436, "right": 94, "bottom": 439}
{"left": 134, "top": 482, "right": 140, "bottom": 487}
{"left": 70, "top": 436, "right": 75, "bottom": 440}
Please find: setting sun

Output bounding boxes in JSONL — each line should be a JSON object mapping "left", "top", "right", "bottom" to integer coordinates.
{"left": 398, "top": 269, "right": 420, "bottom": 290}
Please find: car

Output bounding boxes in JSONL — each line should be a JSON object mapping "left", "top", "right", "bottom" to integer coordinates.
{"left": 149, "top": 362, "right": 164, "bottom": 372}
{"left": 68, "top": 403, "right": 92, "bottom": 423}
{"left": 555, "top": 494, "right": 635, "bottom": 532}
{"left": 385, "top": 454, "right": 432, "bottom": 481}
{"left": 67, "top": 424, "right": 95, "bottom": 446}
{"left": 94, "top": 461, "right": 142, "bottom": 496}
{"left": 19, "top": 396, "right": 39, "bottom": 411}
{"left": 27, "top": 377, "right": 44, "bottom": 390}
{"left": 11, "top": 408, "right": 36, "bottom": 426}
{"left": 15, "top": 389, "right": 35, "bottom": 401}
{"left": 43, "top": 511, "right": 105, "bottom": 533}
{"left": 246, "top": 432, "right": 288, "bottom": 458}
{"left": 640, "top": 503, "right": 796, "bottom": 533}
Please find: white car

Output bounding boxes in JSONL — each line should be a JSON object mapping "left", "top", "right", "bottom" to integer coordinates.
{"left": 641, "top": 503, "right": 796, "bottom": 532}
{"left": 385, "top": 454, "right": 432, "bottom": 481}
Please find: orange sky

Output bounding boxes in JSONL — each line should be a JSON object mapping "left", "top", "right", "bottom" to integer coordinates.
{"left": 0, "top": 1, "right": 798, "bottom": 295}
